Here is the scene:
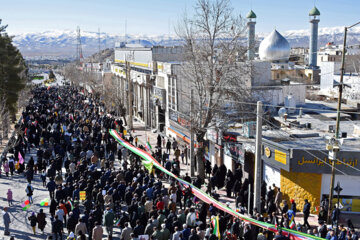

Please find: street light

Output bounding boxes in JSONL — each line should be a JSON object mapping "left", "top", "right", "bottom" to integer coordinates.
{"left": 327, "top": 21, "right": 360, "bottom": 224}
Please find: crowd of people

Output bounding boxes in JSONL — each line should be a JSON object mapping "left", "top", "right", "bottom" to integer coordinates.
{"left": 0, "top": 85, "right": 358, "bottom": 240}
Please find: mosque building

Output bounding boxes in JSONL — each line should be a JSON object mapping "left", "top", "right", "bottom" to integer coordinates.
{"left": 246, "top": 7, "right": 321, "bottom": 84}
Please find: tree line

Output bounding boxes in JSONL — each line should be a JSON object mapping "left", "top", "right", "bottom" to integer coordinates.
{"left": 0, "top": 19, "right": 28, "bottom": 141}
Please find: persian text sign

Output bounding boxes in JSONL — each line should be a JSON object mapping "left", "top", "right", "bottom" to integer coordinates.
{"left": 291, "top": 149, "right": 360, "bottom": 175}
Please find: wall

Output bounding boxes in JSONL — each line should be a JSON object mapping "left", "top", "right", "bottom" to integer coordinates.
{"left": 321, "top": 174, "right": 360, "bottom": 197}
{"left": 263, "top": 164, "right": 280, "bottom": 188}
{"left": 224, "top": 154, "right": 235, "bottom": 172}
{"left": 252, "top": 84, "right": 305, "bottom": 106}
{"left": 251, "top": 61, "right": 272, "bottom": 86}
{"left": 281, "top": 85, "right": 306, "bottom": 105}
{"left": 115, "top": 48, "right": 153, "bottom": 65}
{"left": 319, "top": 61, "right": 340, "bottom": 90}
{"left": 280, "top": 169, "right": 322, "bottom": 213}
{"left": 152, "top": 46, "right": 183, "bottom": 62}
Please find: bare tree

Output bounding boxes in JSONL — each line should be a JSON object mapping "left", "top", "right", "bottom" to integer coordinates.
{"left": 103, "top": 75, "right": 128, "bottom": 124}
{"left": 176, "top": 0, "right": 253, "bottom": 179}
{"left": 64, "top": 64, "right": 81, "bottom": 86}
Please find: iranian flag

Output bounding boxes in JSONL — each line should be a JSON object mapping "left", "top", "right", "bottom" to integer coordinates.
{"left": 146, "top": 141, "right": 152, "bottom": 151}
{"left": 58, "top": 95, "right": 63, "bottom": 101}
{"left": 211, "top": 216, "right": 220, "bottom": 238}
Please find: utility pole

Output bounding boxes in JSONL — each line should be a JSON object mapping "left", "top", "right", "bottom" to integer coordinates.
{"left": 127, "top": 61, "right": 133, "bottom": 130}
{"left": 253, "top": 101, "right": 262, "bottom": 212}
{"left": 327, "top": 26, "right": 347, "bottom": 223}
{"left": 327, "top": 21, "right": 360, "bottom": 222}
{"left": 190, "top": 89, "right": 195, "bottom": 177}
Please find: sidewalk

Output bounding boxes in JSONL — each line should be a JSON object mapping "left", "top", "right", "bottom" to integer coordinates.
{"left": 128, "top": 119, "right": 322, "bottom": 228}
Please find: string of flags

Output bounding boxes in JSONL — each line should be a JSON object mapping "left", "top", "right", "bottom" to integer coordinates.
{"left": 109, "top": 129, "right": 324, "bottom": 240}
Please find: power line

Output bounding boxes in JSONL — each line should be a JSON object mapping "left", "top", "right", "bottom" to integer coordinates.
{"left": 175, "top": 88, "right": 360, "bottom": 115}
{"left": 260, "top": 115, "right": 360, "bottom": 174}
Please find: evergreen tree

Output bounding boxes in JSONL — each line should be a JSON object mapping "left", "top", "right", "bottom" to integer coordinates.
{"left": 0, "top": 19, "right": 27, "bottom": 120}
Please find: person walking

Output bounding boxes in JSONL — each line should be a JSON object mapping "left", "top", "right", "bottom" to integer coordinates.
{"left": 274, "top": 189, "right": 282, "bottom": 214}
{"left": 2, "top": 207, "right": 11, "bottom": 236}
{"left": 92, "top": 222, "right": 103, "bottom": 240}
{"left": 25, "top": 183, "right": 34, "bottom": 203}
{"left": 53, "top": 215, "right": 64, "bottom": 240}
{"left": 37, "top": 209, "right": 47, "bottom": 234}
{"left": 302, "top": 199, "right": 311, "bottom": 229}
{"left": 166, "top": 139, "right": 171, "bottom": 154}
{"left": 3, "top": 160, "right": 9, "bottom": 177}
{"left": 7, "top": 189, "right": 13, "bottom": 206}
{"left": 28, "top": 212, "right": 38, "bottom": 234}
{"left": 47, "top": 178, "right": 56, "bottom": 200}
{"left": 75, "top": 218, "right": 87, "bottom": 238}
{"left": 103, "top": 207, "right": 114, "bottom": 238}
{"left": 8, "top": 157, "right": 15, "bottom": 176}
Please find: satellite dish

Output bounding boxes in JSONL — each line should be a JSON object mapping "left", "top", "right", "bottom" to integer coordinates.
{"left": 278, "top": 107, "right": 287, "bottom": 118}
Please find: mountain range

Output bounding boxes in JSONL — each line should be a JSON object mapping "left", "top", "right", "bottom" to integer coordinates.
{"left": 11, "top": 26, "right": 360, "bottom": 59}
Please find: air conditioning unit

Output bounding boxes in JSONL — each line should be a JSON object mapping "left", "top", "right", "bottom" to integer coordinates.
{"left": 328, "top": 125, "right": 336, "bottom": 133}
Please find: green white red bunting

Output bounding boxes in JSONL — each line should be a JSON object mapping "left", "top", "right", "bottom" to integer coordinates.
{"left": 109, "top": 129, "right": 324, "bottom": 240}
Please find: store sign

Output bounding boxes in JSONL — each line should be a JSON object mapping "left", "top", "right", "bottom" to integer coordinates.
{"left": 275, "top": 149, "right": 287, "bottom": 165}
{"left": 224, "top": 142, "right": 244, "bottom": 164}
{"left": 223, "top": 132, "right": 238, "bottom": 142}
{"left": 169, "top": 109, "right": 178, "bottom": 122}
{"left": 169, "top": 109, "right": 190, "bottom": 128}
{"left": 153, "top": 86, "right": 166, "bottom": 109}
{"left": 291, "top": 149, "right": 360, "bottom": 175}
{"left": 262, "top": 139, "right": 290, "bottom": 171}
{"left": 265, "top": 147, "right": 271, "bottom": 158}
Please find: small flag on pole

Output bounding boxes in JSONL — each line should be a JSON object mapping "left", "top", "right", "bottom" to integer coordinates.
{"left": 211, "top": 216, "right": 220, "bottom": 238}
{"left": 115, "top": 219, "right": 121, "bottom": 227}
{"left": 67, "top": 200, "right": 74, "bottom": 210}
{"left": 58, "top": 95, "right": 63, "bottom": 101}
{"left": 288, "top": 210, "right": 295, "bottom": 229}
{"left": 145, "top": 137, "right": 152, "bottom": 152}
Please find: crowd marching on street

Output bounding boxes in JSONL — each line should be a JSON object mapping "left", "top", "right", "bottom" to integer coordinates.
{"left": 0, "top": 85, "right": 358, "bottom": 240}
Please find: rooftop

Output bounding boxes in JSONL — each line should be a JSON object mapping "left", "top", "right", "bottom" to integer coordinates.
{"left": 246, "top": 10, "right": 257, "bottom": 19}
{"left": 263, "top": 110, "right": 360, "bottom": 151}
{"left": 309, "top": 6, "right": 320, "bottom": 16}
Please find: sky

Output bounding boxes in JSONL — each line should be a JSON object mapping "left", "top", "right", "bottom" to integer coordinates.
{"left": 0, "top": 0, "right": 360, "bottom": 35}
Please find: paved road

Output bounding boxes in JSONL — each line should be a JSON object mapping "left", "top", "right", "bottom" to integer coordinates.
{"left": 0, "top": 117, "right": 356, "bottom": 240}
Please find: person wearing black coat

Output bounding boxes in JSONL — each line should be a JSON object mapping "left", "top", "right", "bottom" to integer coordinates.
{"left": 67, "top": 212, "right": 78, "bottom": 234}
{"left": 302, "top": 199, "right": 311, "bottom": 229}
{"left": 225, "top": 170, "right": 234, "bottom": 198}
{"left": 50, "top": 198, "right": 57, "bottom": 217}
{"left": 52, "top": 215, "right": 63, "bottom": 240}
{"left": 243, "top": 224, "right": 253, "bottom": 240}
{"left": 28, "top": 212, "right": 38, "bottom": 234}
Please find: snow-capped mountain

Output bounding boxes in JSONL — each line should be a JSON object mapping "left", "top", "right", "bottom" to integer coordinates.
{"left": 11, "top": 26, "right": 360, "bottom": 58}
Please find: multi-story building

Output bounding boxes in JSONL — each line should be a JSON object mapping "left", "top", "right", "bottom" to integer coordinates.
{"left": 111, "top": 44, "right": 183, "bottom": 131}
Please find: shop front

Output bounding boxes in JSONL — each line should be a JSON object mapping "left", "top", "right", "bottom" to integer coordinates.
{"left": 261, "top": 139, "right": 290, "bottom": 190}
{"left": 261, "top": 138, "right": 360, "bottom": 214}
{"left": 291, "top": 149, "right": 360, "bottom": 213}
{"left": 168, "top": 109, "right": 192, "bottom": 148}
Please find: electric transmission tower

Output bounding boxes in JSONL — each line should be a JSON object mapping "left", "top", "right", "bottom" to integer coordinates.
{"left": 98, "top": 28, "right": 101, "bottom": 62}
{"left": 76, "top": 26, "right": 83, "bottom": 65}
